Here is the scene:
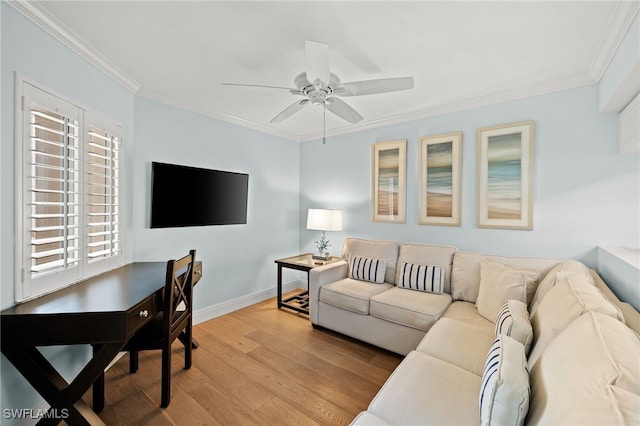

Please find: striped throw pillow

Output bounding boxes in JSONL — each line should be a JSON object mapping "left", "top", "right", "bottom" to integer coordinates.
{"left": 495, "top": 300, "right": 533, "bottom": 355}
{"left": 349, "top": 256, "right": 386, "bottom": 283}
{"left": 480, "top": 336, "right": 530, "bottom": 426}
{"left": 398, "top": 262, "right": 444, "bottom": 293}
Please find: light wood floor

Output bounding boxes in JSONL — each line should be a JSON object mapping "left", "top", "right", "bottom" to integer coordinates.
{"left": 86, "top": 291, "right": 404, "bottom": 425}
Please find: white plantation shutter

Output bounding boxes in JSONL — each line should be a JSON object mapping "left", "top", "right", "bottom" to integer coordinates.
{"left": 85, "top": 117, "right": 122, "bottom": 265}
{"left": 29, "top": 107, "right": 82, "bottom": 274}
{"left": 16, "top": 79, "right": 123, "bottom": 301}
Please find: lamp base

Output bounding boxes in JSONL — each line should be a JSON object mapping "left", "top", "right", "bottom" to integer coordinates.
{"left": 312, "top": 253, "right": 330, "bottom": 261}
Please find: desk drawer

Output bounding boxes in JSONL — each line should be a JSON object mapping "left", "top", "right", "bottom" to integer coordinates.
{"left": 127, "top": 296, "right": 158, "bottom": 335}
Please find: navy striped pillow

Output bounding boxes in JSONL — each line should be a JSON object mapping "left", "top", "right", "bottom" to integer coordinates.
{"left": 398, "top": 262, "right": 444, "bottom": 293}
{"left": 480, "top": 337, "right": 502, "bottom": 418}
{"left": 479, "top": 336, "right": 530, "bottom": 426}
{"left": 495, "top": 300, "right": 533, "bottom": 355}
{"left": 349, "top": 256, "right": 386, "bottom": 283}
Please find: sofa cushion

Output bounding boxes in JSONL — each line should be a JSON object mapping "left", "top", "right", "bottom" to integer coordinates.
{"left": 442, "top": 301, "right": 495, "bottom": 330}
{"left": 451, "top": 251, "right": 561, "bottom": 303}
{"left": 479, "top": 336, "right": 530, "bottom": 426}
{"left": 495, "top": 300, "right": 533, "bottom": 355}
{"left": 342, "top": 238, "right": 399, "bottom": 284}
{"left": 591, "top": 269, "right": 640, "bottom": 336}
{"left": 349, "top": 256, "right": 386, "bottom": 284}
{"left": 528, "top": 273, "right": 626, "bottom": 366}
{"left": 397, "top": 243, "right": 456, "bottom": 293}
{"left": 368, "top": 351, "right": 481, "bottom": 425}
{"left": 397, "top": 262, "right": 444, "bottom": 293}
{"left": 319, "top": 278, "right": 393, "bottom": 315}
{"left": 370, "top": 287, "right": 451, "bottom": 332}
{"left": 554, "top": 386, "right": 640, "bottom": 426}
{"left": 528, "top": 311, "right": 640, "bottom": 424}
{"left": 529, "top": 259, "right": 589, "bottom": 315}
{"left": 417, "top": 317, "right": 495, "bottom": 376}
{"left": 476, "top": 262, "right": 539, "bottom": 323}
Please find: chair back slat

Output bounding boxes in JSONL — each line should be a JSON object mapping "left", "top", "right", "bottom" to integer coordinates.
{"left": 163, "top": 249, "right": 196, "bottom": 338}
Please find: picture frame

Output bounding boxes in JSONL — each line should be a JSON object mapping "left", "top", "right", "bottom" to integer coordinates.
{"left": 477, "top": 121, "right": 534, "bottom": 229}
{"left": 418, "top": 132, "right": 462, "bottom": 226}
{"left": 372, "top": 139, "right": 406, "bottom": 223}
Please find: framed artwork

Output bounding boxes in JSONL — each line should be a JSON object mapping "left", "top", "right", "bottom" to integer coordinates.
{"left": 372, "top": 139, "right": 406, "bottom": 223}
{"left": 477, "top": 121, "right": 534, "bottom": 229}
{"left": 418, "top": 132, "right": 462, "bottom": 226}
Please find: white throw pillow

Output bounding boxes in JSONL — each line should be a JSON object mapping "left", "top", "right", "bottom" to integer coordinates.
{"left": 527, "top": 274, "right": 626, "bottom": 366}
{"left": 529, "top": 260, "right": 589, "bottom": 315}
{"left": 349, "top": 256, "right": 386, "bottom": 284}
{"left": 527, "top": 312, "right": 640, "bottom": 424}
{"left": 476, "top": 262, "right": 540, "bottom": 323}
{"left": 495, "top": 300, "right": 533, "bottom": 355}
{"left": 479, "top": 335, "right": 530, "bottom": 426}
{"left": 397, "top": 262, "right": 445, "bottom": 293}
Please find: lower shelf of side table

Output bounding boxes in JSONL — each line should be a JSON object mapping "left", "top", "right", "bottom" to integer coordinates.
{"left": 281, "top": 290, "right": 309, "bottom": 314}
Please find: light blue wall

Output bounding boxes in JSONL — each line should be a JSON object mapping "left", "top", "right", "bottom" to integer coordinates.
{"left": 300, "top": 85, "right": 640, "bottom": 269}
{"left": 132, "top": 96, "right": 301, "bottom": 309}
{"left": 597, "top": 247, "right": 640, "bottom": 311}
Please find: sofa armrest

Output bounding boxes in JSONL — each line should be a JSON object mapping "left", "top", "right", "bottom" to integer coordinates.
{"left": 308, "top": 260, "right": 348, "bottom": 324}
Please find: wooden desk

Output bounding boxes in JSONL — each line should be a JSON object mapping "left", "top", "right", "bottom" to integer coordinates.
{"left": 0, "top": 261, "right": 202, "bottom": 425}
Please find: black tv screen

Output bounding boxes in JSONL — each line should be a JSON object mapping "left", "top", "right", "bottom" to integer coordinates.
{"left": 151, "top": 162, "right": 249, "bottom": 228}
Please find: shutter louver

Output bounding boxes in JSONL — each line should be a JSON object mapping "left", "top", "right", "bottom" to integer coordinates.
{"left": 87, "top": 127, "right": 121, "bottom": 261}
{"left": 29, "top": 107, "right": 81, "bottom": 277}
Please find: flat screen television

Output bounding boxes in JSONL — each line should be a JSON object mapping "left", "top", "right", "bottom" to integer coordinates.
{"left": 151, "top": 162, "right": 249, "bottom": 228}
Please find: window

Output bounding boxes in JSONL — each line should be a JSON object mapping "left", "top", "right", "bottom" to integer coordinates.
{"left": 15, "top": 78, "right": 123, "bottom": 302}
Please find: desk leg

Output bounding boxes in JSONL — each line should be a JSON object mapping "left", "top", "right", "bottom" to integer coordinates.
{"left": 92, "top": 345, "right": 105, "bottom": 413}
{"left": 277, "top": 264, "right": 283, "bottom": 309}
{"left": 2, "top": 343, "right": 122, "bottom": 425}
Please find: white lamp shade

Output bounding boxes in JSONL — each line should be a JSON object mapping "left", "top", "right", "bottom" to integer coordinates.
{"left": 306, "top": 209, "right": 342, "bottom": 231}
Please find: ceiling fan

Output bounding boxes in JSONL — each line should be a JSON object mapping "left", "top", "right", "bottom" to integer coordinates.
{"left": 222, "top": 41, "right": 414, "bottom": 124}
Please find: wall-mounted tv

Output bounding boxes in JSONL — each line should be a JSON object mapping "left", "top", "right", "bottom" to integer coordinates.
{"left": 151, "top": 162, "right": 249, "bottom": 228}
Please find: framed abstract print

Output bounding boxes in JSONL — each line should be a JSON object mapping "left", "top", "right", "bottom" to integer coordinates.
{"left": 372, "top": 139, "right": 406, "bottom": 223}
{"left": 418, "top": 132, "right": 462, "bottom": 226}
{"left": 477, "top": 121, "right": 534, "bottom": 229}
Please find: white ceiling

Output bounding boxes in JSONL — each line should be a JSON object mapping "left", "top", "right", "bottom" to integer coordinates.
{"left": 13, "top": 1, "right": 639, "bottom": 141}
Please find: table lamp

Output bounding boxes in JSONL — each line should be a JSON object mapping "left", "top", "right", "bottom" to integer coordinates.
{"left": 306, "top": 209, "right": 342, "bottom": 260}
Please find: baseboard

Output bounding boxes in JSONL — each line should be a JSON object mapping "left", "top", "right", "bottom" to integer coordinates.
{"left": 192, "top": 280, "right": 304, "bottom": 325}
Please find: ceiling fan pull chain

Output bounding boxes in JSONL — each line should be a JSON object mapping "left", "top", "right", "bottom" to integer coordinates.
{"left": 323, "top": 102, "right": 326, "bottom": 145}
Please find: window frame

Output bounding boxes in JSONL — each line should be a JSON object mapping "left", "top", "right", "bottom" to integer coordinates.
{"left": 14, "top": 75, "right": 125, "bottom": 302}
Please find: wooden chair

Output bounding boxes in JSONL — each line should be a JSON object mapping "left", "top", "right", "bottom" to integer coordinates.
{"left": 124, "top": 249, "right": 196, "bottom": 407}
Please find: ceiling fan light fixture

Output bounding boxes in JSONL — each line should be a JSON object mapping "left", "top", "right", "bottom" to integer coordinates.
{"left": 224, "top": 42, "right": 414, "bottom": 125}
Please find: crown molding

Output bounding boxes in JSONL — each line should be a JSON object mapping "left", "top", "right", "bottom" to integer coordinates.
{"left": 138, "top": 88, "right": 301, "bottom": 142}
{"left": 8, "top": 0, "right": 635, "bottom": 143}
{"left": 298, "top": 74, "right": 596, "bottom": 142}
{"left": 589, "top": 1, "right": 640, "bottom": 82}
{"left": 7, "top": 0, "right": 141, "bottom": 94}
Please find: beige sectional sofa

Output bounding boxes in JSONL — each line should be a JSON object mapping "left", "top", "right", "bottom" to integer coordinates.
{"left": 308, "top": 238, "right": 640, "bottom": 425}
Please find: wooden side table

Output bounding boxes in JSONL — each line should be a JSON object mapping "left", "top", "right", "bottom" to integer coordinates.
{"left": 275, "top": 254, "right": 342, "bottom": 314}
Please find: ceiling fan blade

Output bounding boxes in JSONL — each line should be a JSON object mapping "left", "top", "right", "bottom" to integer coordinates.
{"left": 337, "top": 77, "right": 414, "bottom": 96}
{"left": 221, "top": 82, "right": 298, "bottom": 92}
{"left": 325, "top": 98, "right": 363, "bottom": 123}
{"left": 305, "top": 41, "right": 330, "bottom": 85}
{"left": 270, "top": 99, "right": 309, "bottom": 123}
